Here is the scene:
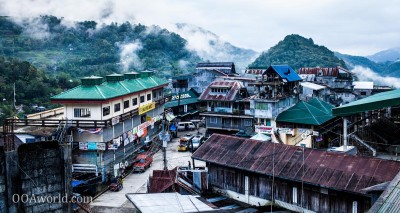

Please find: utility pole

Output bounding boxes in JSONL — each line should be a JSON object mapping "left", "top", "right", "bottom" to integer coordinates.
{"left": 162, "top": 108, "right": 168, "bottom": 170}
{"left": 13, "top": 82, "right": 16, "bottom": 110}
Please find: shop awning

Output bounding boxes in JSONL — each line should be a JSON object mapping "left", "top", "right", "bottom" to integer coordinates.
{"left": 332, "top": 89, "right": 400, "bottom": 117}
{"left": 165, "top": 113, "right": 176, "bottom": 121}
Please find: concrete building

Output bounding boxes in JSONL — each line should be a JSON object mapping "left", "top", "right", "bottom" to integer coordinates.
{"left": 244, "top": 65, "right": 302, "bottom": 137}
{"left": 171, "top": 62, "right": 237, "bottom": 94}
{"left": 199, "top": 80, "right": 252, "bottom": 135}
{"left": 275, "top": 98, "right": 339, "bottom": 148}
{"left": 51, "top": 71, "right": 168, "bottom": 179}
{"left": 299, "top": 66, "right": 355, "bottom": 105}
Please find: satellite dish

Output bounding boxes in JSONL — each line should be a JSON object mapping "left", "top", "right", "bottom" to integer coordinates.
{"left": 301, "top": 133, "right": 308, "bottom": 139}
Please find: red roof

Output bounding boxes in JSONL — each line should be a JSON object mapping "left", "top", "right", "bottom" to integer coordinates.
{"left": 199, "top": 80, "right": 243, "bottom": 101}
{"left": 192, "top": 134, "right": 400, "bottom": 194}
{"left": 298, "top": 66, "right": 350, "bottom": 76}
{"left": 148, "top": 169, "right": 177, "bottom": 193}
{"left": 245, "top": 68, "right": 266, "bottom": 75}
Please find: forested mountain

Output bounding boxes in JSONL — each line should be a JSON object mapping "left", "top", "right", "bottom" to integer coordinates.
{"left": 367, "top": 47, "right": 400, "bottom": 63}
{"left": 0, "top": 16, "right": 201, "bottom": 78}
{"left": 335, "top": 52, "right": 400, "bottom": 78}
{"left": 250, "top": 34, "right": 347, "bottom": 70}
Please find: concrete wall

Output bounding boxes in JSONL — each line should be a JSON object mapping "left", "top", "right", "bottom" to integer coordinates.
{"left": 0, "top": 148, "right": 6, "bottom": 212}
{"left": 1, "top": 142, "right": 72, "bottom": 213}
{"left": 18, "top": 142, "right": 70, "bottom": 213}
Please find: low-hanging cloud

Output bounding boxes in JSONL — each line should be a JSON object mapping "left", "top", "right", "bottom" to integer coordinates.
{"left": 351, "top": 66, "right": 400, "bottom": 88}
{"left": 118, "top": 40, "right": 143, "bottom": 72}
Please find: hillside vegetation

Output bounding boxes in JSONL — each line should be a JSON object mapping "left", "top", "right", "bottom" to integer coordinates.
{"left": 250, "top": 34, "right": 347, "bottom": 70}
{"left": 0, "top": 56, "right": 74, "bottom": 124}
{"left": 0, "top": 16, "right": 201, "bottom": 78}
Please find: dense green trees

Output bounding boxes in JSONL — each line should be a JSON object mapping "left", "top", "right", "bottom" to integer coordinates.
{"left": 0, "top": 56, "right": 76, "bottom": 124}
{"left": 250, "top": 34, "right": 347, "bottom": 70}
{"left": 0, "top": 16, "right": 200, "bottom": 78}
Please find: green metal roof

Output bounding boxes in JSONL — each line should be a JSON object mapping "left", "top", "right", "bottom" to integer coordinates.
{"left": 164, "top": 89, "right": 200, "bottom": 108}
{"left": 276, "top": 98, "right": 335, "bottom": 125}
{"left": 332, "top": 89, "right": 400, "bottom": 117}
{"left": 51, "top": 76, "right": 168, "bottom": 101}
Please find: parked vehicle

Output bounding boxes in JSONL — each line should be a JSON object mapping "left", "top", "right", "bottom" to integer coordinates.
{"left": 133, "top": 154, "right": 153, "bottom": 172}
{"left": 109, "top": 177, "right": 123, "bottom": 192}
{"left": 191, "top": 135, "right": 205, "bottom": 152}
{"left": 178, "top": 134, "right": 194, "bottom": 152}
{"left": 190, "top": 119, "right": 205, "bottom": 128}
{"left": 177, "top": 122, "right": 196, "bottom": 131}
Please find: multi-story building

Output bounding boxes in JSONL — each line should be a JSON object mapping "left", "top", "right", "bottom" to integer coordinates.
{"left": 244, "top": 65, "right": 302, "bottom": 137}
{"left": 171, "top": 62, "right": 237, "bottom": 94}
{"left": 298, "top": 66, "right": 355, "bottom": 105}
{"left": 51, "top": 71, "right": 168, "bottom": 178}
{"left": 199, "top": 80, "right": 253, "bottom": 135}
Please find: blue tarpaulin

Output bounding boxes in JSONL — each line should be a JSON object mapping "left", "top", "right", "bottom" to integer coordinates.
{"left": 72, "top": 180, "right": 87, "bottom": 188}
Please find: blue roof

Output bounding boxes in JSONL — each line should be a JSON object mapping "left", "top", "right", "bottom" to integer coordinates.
{"left": 267, "top": 65, "right": 302, "bottom": 82}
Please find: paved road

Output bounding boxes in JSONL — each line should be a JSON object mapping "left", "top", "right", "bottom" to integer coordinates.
{"left": 90, "top": 128, "right": 206, "bottom": 212}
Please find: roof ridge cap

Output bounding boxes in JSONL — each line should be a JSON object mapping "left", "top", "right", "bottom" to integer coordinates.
{"left": 94, "top": 85, "right": 106, "bottom": 99}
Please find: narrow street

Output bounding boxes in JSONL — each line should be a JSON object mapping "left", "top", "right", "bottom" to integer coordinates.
{"left": 89, "top": 128, "right": 206, "bottom": 212}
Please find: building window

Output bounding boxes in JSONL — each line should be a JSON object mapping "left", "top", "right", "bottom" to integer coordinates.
{"left": 114, "top": 103, "right": 121, "bottom": 112}
{"left": 124, "top": 100, "right": 129, "bottom": 109}
{"left": 255, "top": 102, "right": 268, "bottom": 110}
{"left": 360, "top": 91, "right": 366, "bottom": 96}
{"left": 132, "top": 98, "right": 138, "bottom": 106}
{"left": 74, "top": 108, "right": 91, "bottom": 118}
{"left": 141, "top": 114, "right": 147, "bottom": 124}
{"left": 352, "top": 201, "right": 358, "bottom": 213}
{"left": 103, "top": 106, "right": 110, "bottom": 116}
{"left": 209, "top": 117, "right": 218, "bottom": 124}
{"left": 147, "top": 94, "right": 152, "bottom": 101}
{"left": 292, "top": 187, "right": 298, "bottom": 204}
{"left": 140, "top": 95, "right": 145, "bottom": 103}
{"left": 244, "top": 119, "right": 252, "bottom": 126}
{"left": 159, "top": 90, "right": 162, "bottom": 97}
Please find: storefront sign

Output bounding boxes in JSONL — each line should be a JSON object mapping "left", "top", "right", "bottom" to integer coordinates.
{"left": 171, "top": 93, "right": 191, "bottom": 101}
{"left": 97, "top": 143, "right": 106, "bottom": 150}
{"left": 80, "top": 142, "right": 106, "bottom": 150}
{"left": 298, "top": 129, "right": 311, "bottom": 134}
{"left": 79, "top": 142, "right": 88, "bottom": 150}
{"left": 278, "top": 128, "right": 294, "bottom": 135}
{"left": 313, "top": 131, "right": 319, "bottom": 136}
{"left": 87, "top": 142, "right": 97, "bottom": 150}
{"left": 139, "top": 102, "right": 155, "bottom": 115}
{"left": 255, "top": 125, "right": 273, "bottom": 134}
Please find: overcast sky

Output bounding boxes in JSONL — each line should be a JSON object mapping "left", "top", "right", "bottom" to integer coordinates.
{"left": 1, "top": 0, "right": 399, "bottom": 56}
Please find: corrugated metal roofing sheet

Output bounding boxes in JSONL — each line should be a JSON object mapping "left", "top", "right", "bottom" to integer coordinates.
{"left": 298, "top": 66, "right": 350, "bottom": 76}
{"left": 198, "top": 80, "right": 243, "bottom": 101}
{"left": 332, "top": 89, "right": 400, "bottom": 116}
{"left": 353, "top": 81, "right": 374, "bottom": 90}
{"left": 300, "top": 82, "right": 326, "bottom": 91}
{"left": 192, "top": 134, "right": 400, "bottom": 194}
{"left": 276, "top": 98, "right": 335, "bottom": 125}
{"left": 148, "top": 169, "right": 177, "bottom": 193}
{"left": 268, "top": 65, "right": 302, "bottom": 82}
{"left": 51, "top": 76, "right": 168, "bottom": 101}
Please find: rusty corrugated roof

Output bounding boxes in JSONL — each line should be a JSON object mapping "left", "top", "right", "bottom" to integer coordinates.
{"left": 199, "top": 80, "right": 243, "bottom": 101}
{"left": 298, "top": 66, "right": 350, "bottom": 76}
{"left": 148, "top": 169, "right": 177, "bottom": 193}
{"left": 192, "top": 134, "right": 400, "bottom": 194}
